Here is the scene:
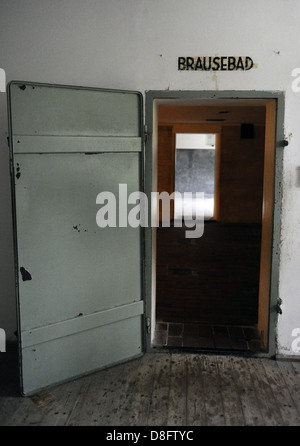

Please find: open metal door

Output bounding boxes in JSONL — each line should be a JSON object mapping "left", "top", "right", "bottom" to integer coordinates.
{"left": 8, "top": 81, "right": 145, "bottom": 395}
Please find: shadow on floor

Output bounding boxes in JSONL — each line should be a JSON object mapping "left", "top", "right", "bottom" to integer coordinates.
{"left": 0, "top": 346, "right": 20, "bottom": 397}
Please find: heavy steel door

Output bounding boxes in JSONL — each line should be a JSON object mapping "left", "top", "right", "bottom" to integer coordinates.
{"left": 8, "top": 81, "right": 144, "bottom": 395}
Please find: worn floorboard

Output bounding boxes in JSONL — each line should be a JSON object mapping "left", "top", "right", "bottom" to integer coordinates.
{"left": 216, "top": 356, "right": 245, "bottom": 426}
{"left": 186, "top": 355, "right": 207, "bottom": 426}
{"left": 167, "top": 354, "right": 187, "bottom": 426}
{"left": 1, "top": 349, "right": 300, "bottom": 426}
{"left": 147, "top": 354, "right": 171, "bottom": 426}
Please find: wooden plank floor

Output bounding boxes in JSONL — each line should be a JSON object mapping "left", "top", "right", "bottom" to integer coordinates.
{"left": 1, "top": 348, "right": 300, "bottom": 426}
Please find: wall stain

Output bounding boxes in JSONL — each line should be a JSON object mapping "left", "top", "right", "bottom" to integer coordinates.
{"left": 212, "top": 73, "right": 219, "bottom": 90}
{"left": 73, "top": 224, "right": 87, "bottom": 233}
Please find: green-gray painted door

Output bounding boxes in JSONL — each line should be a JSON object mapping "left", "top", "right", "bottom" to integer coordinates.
{"left": 8, "top": 81, "right": 144, "bottom": 395}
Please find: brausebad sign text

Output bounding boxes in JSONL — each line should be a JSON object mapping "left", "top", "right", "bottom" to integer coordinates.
{"left": 178, "top": 56, "right": 254, "bottom": 71}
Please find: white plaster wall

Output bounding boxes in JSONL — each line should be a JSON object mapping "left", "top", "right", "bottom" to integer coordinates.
{"left": 0, "top": 0, "right": 299, "bottom": 355}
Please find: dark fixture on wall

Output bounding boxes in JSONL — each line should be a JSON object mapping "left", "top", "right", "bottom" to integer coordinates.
{"left": 241, "top": 123, "right": 255, "bottom": 139}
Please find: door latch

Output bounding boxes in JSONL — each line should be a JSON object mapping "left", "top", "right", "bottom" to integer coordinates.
{"left": 276, "top": 298, "right": 283, "bottom": 314}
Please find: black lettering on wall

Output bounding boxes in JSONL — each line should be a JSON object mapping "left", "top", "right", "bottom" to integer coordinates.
{"left": 178, "top": 57, "right": 186, "bottom": 70}
{"left": 178, "top": 56, "right": 254, "bottom": 71}
{"left": 245, "top": 57, "right": 254, "bottom": 70}
{"left": 186, "top": 57, "right": 194, "bottom": 70}
{"left": 228, "top": 56, "right": 236, "bottom": 70}
{"left": 236, "top": 57, "right": 245, "bottom": 70}
{"left": 202, "top": 57, "right": 211, "bottom": 70}
{"left": 212, "top": 57, "right": 220, "bottom": 70}
{"left": 220, "top": 57, "right": 227, "bottom": 70}
{"left": 195, "top": 57, "right": 203, "bottom": 70}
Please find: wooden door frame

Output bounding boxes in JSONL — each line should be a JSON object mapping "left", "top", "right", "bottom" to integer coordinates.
{"left": 144, "top": 90, "right": 285, "bottom": 358}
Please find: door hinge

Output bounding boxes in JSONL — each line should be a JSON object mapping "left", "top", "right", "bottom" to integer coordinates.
{"left": 146, "top": 317, "right": 151, "bottom": 334}
{"left": 144, "top": 125, "right": 148, "bottom": 144}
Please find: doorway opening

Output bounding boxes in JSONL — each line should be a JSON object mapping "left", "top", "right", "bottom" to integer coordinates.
{"left": 174, "top": 133, "right": 216, "bottom": 221}
{"left": 146, "top": 94, "right": 280, "bottom": 355}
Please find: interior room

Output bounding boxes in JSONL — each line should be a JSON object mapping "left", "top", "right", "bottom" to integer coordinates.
{"left": 2, "top": 0, "right": 300, "bottom": 428}
{"left": 152, "top": 100, "right": 270, "bottom": 352}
